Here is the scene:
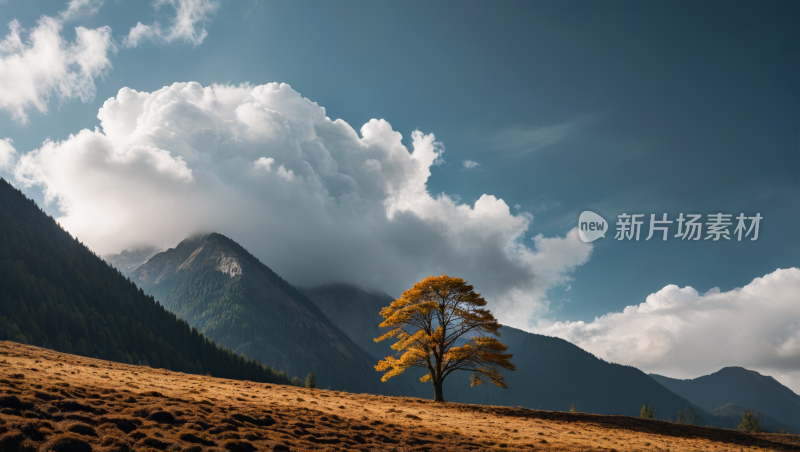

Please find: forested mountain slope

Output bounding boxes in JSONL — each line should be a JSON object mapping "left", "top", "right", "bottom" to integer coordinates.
{"left": 0, "top": 178, "right": 295, "bottom": 385}
{"left": 300, "top": 283, "right": 395, "bottom": 361}
{"left": 103, "top": 246, "right": 161, "bottom": 277}
{"left": 132, "top": 234, "right": 379, "bottom": 393}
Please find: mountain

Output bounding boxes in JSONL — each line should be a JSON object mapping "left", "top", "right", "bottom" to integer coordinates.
{"left": 103, "top": 246, "right": 162, "bottom": 277}
{"left": 301, "top": 283, "right": 716, "bottom": 423}
{"left": 0, "top": 178, "right": 294, "bottom": 384}
{"left": 710, "top": 403, "right": 794, "bottom": 433}
{"left": 131, "top": 234, "right": 380, "bottom": 393}
{"left": 651, "top": 367, "right": 800, "bottom": 430}
{"left": 300, "top": 283, "right": 395, "bottom": 361}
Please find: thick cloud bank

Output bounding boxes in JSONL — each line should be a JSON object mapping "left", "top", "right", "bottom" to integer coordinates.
{"left": 0, "top": 15, "right": 115, "bottom": 122}
{"left": 537, "top": 267, "right": 800, "bottom": 391}
{"left": 13, "top": 82, "right": 590, "bottom": 327}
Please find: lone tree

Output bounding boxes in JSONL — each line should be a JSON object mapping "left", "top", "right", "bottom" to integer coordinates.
{"left": 374, "top": 274, "right": 516, "bottom": 402}
{"left": 676, "top": 406, "right": 697, "bottom": 425}
{"left": 737, "top": 408, "right": 763, "bottom": 433}
{"left": 640, "top": 403, "right": 656, "bottom": 419}
{"left": 305, "top": 372, "right": 316, "bottom": 389}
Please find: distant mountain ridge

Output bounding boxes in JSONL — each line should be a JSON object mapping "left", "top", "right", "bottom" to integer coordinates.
{"left": 302, "top": 283, "right": 718, "bottom": 423}
{"left": 132, "top": 233, "right": 381, "bottom": 393}
{"left": 0, "top": 178, "right": 294, "bottom": 385}
{"left": 103, "top": 245, "right": 162, "bottom": 277}
{"left": 709, "top": 403, "right": 794, "bottom": 433}
{"left": 651, "top": 368, "right": 800, "bottom": 431}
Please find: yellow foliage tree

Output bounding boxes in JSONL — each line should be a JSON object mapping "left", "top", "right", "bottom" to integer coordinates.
{"left": 374, "top": 274, "right": 516, "bottom": 402}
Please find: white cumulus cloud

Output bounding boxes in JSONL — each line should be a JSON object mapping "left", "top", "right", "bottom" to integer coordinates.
{"left": 0, "top": 15, "right": 115, "bottom": 122}
{"left": 11, "top": 81, "right": 591, "bottom": 327}
{"left": 536, "top": 267, "right": 800, "bottom": 392}
{"left": 462, "top": 159, "right": 480, "bottom": 169}
{"left": 124, "top": 0, "right": 220, "bottom": 48}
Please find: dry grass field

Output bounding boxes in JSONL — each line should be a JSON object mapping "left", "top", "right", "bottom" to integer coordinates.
{"left": 0, "top": 341, "right": 798, "bottom": 451}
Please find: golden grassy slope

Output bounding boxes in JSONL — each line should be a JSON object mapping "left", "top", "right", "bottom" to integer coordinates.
{"left": 0, "top": 341, "right": 797, "bottom": 451}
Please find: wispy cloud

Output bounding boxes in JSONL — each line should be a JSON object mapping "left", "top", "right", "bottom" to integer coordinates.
{"left": 0, "top": 138, "right": 16, "bottom": 171}
{"left": 244, "top": 0, "right": 267, "bottom": 20}
{"left": 59, "top": 0, "right": 105, "bottom": 22}
{"left": 0, "top": 16, "right": 115, "bottom": 122}
{"left": 462, "top": 159, "right": 480, "bottom": 169}
{"left": 123, "top": 0, "right": 220, "bottom": 48}
{"left": 486, "top": 119, "right": 584, "bottom": 157}
{"left": 0, "top": 0, "right": 225, "bottom": 122}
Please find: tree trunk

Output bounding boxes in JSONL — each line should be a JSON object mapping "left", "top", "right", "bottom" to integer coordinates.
{"left": 433, "top": 381, "right": 444, "bottom": 402}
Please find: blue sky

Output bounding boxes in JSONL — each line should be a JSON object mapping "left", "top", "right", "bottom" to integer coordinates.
{"left": 1, "top": 0, "right": 799, "bottom": 387}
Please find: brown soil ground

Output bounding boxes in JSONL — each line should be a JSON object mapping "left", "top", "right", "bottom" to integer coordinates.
{"left": 0, "top": 341, "right": 798, "bottom": 451}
